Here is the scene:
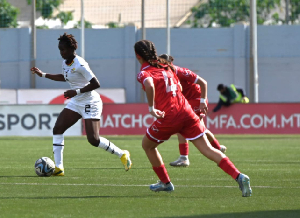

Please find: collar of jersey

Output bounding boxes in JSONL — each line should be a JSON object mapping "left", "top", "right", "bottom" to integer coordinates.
{"left": 141, "top": 63, "right": 150, "bottom": 70}
{"left": 66, "top": 60, "right": 74, "bottom": 66}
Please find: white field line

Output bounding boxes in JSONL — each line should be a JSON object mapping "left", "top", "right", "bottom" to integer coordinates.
{"left": 0, "top": 182, "right": 299, "bottom": 189}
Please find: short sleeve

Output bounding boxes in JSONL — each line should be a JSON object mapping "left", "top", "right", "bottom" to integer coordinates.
{"left": 176, "top": 67, "right": 198, "bottom": 84}
{"left": 77, "top": 63, "right": 95, "bottom": 82}
{"left": 137, "top": 70, "right": 151, "bottom": 90}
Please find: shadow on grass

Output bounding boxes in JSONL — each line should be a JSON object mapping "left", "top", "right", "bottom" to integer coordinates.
{"left": 164, "top": 210, "right": 300, "bottom": 218}
{"left": 0, "top": 196, "right": 118, "bottom": 200}
{"left": 72, "top": 167, "right": 149, "bottom": 170}
{"left": 0, "top": 176, "right": 37, "bottom": 178}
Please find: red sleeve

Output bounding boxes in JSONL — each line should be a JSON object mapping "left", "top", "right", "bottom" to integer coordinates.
{"left": 175, "top": 66, "right": 198, "bottom": 84}
{"left": 137, "top": 70, "right": 151, "bottom": 90}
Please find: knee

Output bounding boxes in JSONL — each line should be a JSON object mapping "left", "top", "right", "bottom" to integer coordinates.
{"left": 142, "top": 135, "right": 158, "bottom": 152}
{"left": 142, "top": 141, "right": 156, "bottom": 152}
{"left": 53, "top": 125, "right": 64, "bottom": 135}
{"left": 87, "top": 135, "right": 99, "bottom": 147}
{"left": 142, "top": 143, "right": 148, "bottom": 151}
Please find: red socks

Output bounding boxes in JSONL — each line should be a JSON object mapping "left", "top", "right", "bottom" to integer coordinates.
{"left": 210, "top": 138, "right": 221, "bottom": 150}
{"left": 179, "top": 143, "right": 189, "bottom": 155}
{"left": 153, "top": 158, "right": 240, "bottom": 183}
{"left": 153, "top": 164, "right": 170, "bottom": 184}
{"left": 219, "top": 157, "right": 240, "bottom": 180}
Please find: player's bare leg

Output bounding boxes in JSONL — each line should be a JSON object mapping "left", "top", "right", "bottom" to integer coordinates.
{"left": 142, "top": 135, "right": 174, "bottom": 192}
{"left": 201, "top": 119, "right": 227, "bottom": 153}
{"left": 190, "top": 134, "right": 252, "bottom": 197}
{"left": 85, "top": 119, "right": 132, "bottom": 171}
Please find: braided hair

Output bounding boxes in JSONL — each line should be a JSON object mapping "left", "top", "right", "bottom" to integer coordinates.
{"left": 134, "top": 40, "right": 174, "bottom": 71}
{"left": 58, "top": 33, "right": 78, "bottom": 50}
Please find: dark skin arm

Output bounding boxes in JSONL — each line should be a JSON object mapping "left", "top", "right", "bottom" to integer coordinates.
{"left": 30, "top": 66, "right": 100, "bottom": 99}
{"left": 236, "top": 88, "right": 246, "bottom": 97}
{"left": 212, "top": 98, "right": 231, "bottom": 112}
{"left": 31, "top": 67, "right": 65, "bottom": 81}
{"left": 64, "top": 77, "right": 100, "bottom": 99}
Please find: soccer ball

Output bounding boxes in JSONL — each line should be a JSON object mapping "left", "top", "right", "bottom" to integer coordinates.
{"left": 35, "top": 157, "right": 55, "bottom": 177}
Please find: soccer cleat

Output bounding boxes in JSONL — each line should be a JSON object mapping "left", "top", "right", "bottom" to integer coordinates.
{"left": 120, "top": 150, "right": 132, "bottom": 171}
{"left": 150, "top": 181, "right": 174, "bottom": 192}
{"left": 169, "top": 157, "right": 190, "bottom": 167}
{"left": 52, "top": 167, "right": 64, "bottom": 176}
{"left": 237, "top": 173, "right": 252, "bottom": 197}
{"left": 220, "top": 145, "right": 227, "bottom": 153}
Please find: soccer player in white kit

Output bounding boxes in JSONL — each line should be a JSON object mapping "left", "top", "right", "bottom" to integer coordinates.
{"left": 31, "top": 33, "right": 132, "bottom": 176}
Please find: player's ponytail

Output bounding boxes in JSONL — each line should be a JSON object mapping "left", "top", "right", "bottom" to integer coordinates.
{"left": 134, "top": 40, "right": 174, "bottom": 72}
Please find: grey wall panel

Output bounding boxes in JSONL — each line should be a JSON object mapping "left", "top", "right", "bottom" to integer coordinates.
{"left": 0, "top": 25, "right": 299, "bottom": 103}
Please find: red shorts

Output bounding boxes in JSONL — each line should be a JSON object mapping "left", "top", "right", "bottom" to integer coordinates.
{"left": 146, "top": 104, "right": 206, "bottom": 144}
{"left": 188, "top": 98, "right": 208, "bottom": 118}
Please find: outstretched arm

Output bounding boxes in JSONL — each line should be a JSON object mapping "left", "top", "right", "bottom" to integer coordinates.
{"left": 236, "top": 88, "right": 246, "bottom": 97}
{"left": 31, "top": 67, "right": 65, "bottom": 81}
{"left": 213, "top": 99, "right": 225, "bottom": 112}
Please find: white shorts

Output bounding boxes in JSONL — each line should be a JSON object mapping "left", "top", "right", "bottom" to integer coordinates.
{"left": 65, "top": 100, "right": 103, "bottom": 119}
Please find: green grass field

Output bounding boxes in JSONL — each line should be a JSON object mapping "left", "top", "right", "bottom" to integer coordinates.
{"left": 0, "top": 135, "right": 300, "bottom": 218}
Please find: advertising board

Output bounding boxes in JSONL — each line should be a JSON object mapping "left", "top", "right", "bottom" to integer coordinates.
{"left": 82, "top": 103, "right": 300, "bottom": 135}
{"left": 0, "top": 105, "right": 81, "bottom": 136}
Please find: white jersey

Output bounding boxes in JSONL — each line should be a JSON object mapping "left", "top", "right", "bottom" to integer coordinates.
{"left": 62, "top": 55, "right": 101, "bottom": 105}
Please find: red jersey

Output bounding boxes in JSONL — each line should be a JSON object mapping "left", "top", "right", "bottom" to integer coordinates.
{"left": 137, "top": 63, "right": 187, "bottom": 121}
{"left": 137, "top": 62, "right": 205, "bottom": 143}
{"left": 174, "top": 65, "right": 201, "bottom": 100}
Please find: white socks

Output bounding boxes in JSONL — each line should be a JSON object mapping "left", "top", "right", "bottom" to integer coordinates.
{"left": 98, "top": 137, "right": 124, "bottom": 158}
{"left": 53, "top": 134, "right": 64, "bottom": 169}
{"left": 52, "top": 135, "right": 123, "bottom": 168}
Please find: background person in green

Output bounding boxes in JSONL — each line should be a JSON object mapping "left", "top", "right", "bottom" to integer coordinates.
{"left": 212, "top": 83, "right": 249, "bottom": 113}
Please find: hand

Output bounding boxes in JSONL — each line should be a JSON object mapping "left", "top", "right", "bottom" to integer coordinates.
{"left": 30, "top": 67, "right": 44, "bottom": 77}
{"left": 199, "top": 113, "right": 205, "bottom": 120}
{"left": 199, "top": 102, "right": 208, "bottom": 115}
{"left": 64, "top": 90, "right": 77, "bottom": 99}
{"left": 150, "top": 109, "right": 165, "bottom": 119}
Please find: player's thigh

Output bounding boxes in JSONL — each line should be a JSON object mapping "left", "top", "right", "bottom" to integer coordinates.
{"left": 85, "top": 119, "right": 100, "bottom": 146}
{"left": 205, "top": 129, "right": 215, "bottom": 141}
{"left": 142, "top": 134, "right": 160, "bottom": 151}
{"left": 190, "top": 135, "right": 225, "bottom": 164}
{"left": 53, "top": 108, "right": 81, "bottom": 134}
{"left": 177, "top": 133, "right": 188, "bottom": 144}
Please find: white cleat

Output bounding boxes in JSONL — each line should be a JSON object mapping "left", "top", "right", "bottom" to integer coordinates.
{"left": 237, "top": 173, "right": 252, "bottom": 197}
{"left": 220, "top": 145, "right": 227, "bottom": 153}
{"left": 169, "top": 157, "right": 190, "bottom": 167}
{"left": 150, "top": 181, "right": 174, "bottom": 192}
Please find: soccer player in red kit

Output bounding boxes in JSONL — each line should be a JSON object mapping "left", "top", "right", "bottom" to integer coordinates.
{"left": 159, "top": 54, "right": 226, "bottom": 167}
{"left": 135, "top": 40, "right": 252, "bottom": 197}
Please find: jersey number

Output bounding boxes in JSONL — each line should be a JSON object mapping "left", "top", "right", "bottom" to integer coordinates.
{"left": 85, "top": 105, "right": 91, "bottom": 113}
{"left": 162, "top": 71, "right": 177, "bottom": 96}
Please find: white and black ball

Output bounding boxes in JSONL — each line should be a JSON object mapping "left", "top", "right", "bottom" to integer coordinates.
{"left": 34, "top": 157, "right": 55, "bottom": 177}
